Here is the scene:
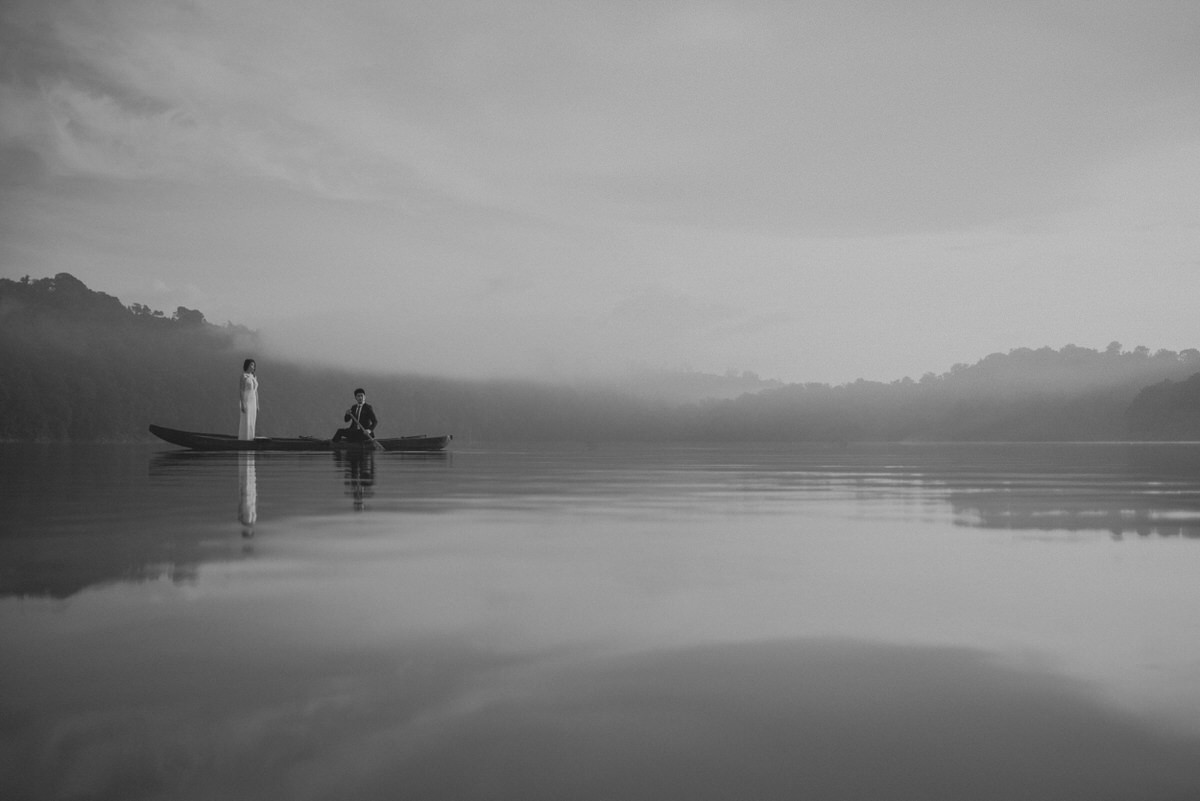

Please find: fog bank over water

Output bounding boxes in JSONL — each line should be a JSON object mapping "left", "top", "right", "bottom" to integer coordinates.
{"left": 6, "top": 272, "right": 1200, "bottom": 443}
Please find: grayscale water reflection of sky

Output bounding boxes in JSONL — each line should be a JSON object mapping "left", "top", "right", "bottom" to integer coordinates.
{"left": 4, "top": 443, "right": 1200, "bottom": 799}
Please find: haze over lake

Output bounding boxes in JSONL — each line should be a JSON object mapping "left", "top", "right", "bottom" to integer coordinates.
{"left": 4, "top": 441, "right": 1200, "bottom": 800}
{"left": 7, "top": 4, "right": 1200, "bottom": 795}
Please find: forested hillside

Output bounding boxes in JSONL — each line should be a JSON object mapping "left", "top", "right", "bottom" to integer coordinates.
{"left": 3, "top": 274, "right": 1199, "bottom": 442}
{"left": 1126, "top": 373, "right": 1200, "bottom": 440}
{"left": 0, "top": 273, "right": 659, "bottom": 442}
{"left": 1, "top": 273, "right": 255, "bottom": 440}
{"left": 682, "top": 345, "right": 1200, "bottom": 442}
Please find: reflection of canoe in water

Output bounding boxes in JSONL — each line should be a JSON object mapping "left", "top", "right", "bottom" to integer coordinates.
{"left": 149, "top": 424, "right": 451, "bottom": 452}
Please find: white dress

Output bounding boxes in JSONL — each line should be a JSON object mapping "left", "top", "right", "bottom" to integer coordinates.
{"left": 238, "top": 453, "right": 257, "bottom": 529}
{"left": 238, "top": 372, "right": 259, "bottom": 440}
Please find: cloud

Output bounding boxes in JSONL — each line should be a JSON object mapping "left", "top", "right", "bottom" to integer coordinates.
{"left": 0, "top": 1, "right": 392, "bottom": 198}
{"left": 5, "top": 1, "right": 1199, "bottom": 233}
{"left": 607, "top": 286, "right": 739, "bottom": 332}
{"left": 0, "top": 142, "right": 47, "bottom": 186}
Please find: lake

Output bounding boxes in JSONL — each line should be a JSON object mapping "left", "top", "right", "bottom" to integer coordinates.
{"left": 3, "top": 441, "right": 1200, "bottom": 800}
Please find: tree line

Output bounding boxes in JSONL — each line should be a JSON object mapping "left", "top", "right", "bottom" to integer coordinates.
{"left": 2, "top": 273, "right": 1199, "bottom": 442}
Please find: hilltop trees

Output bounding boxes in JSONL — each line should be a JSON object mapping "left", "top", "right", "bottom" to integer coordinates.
{"left": 0, "top": 274, "right": 256, "bottom": 440}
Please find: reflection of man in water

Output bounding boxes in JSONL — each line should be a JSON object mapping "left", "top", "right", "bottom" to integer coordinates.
{"left": 338, "top": 450, "right": 375, "bottom": 511}
{"left": 238, "top": 453, "right": 257, "bottom": 537}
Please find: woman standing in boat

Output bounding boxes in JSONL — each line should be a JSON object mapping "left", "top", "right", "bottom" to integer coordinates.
{"left": 239, "top": 358, "right": 259, "bottom": 440}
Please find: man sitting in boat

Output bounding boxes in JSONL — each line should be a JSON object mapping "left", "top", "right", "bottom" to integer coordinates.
{"left": 332, "top": 388, "right": 379, "bottom": 443}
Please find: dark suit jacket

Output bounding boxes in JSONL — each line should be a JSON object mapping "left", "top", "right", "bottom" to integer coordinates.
{"left": 344, "top": 402, "right": 378, "bottom": 434}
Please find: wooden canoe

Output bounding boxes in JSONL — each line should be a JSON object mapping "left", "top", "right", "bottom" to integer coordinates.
{"left": 149, "top": 424, "right": 451, "bottom": 452}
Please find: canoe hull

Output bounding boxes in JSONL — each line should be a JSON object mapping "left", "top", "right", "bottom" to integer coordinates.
{"left": 149, "top": 425, "right": 451, "bottom": 452}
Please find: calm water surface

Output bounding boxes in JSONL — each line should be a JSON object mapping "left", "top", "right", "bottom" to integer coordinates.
{"left": 4, "top": 442, "right": 1200, "bottom": 800}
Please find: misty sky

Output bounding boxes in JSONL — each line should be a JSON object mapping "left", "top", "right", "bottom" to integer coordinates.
{"left": 1, "top": 1, "right": 1198, "bottom": 384}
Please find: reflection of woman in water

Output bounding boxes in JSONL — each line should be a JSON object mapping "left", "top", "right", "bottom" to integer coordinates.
{"left": 239, "top": 453, "right": 257, "bottom": 537}
{"left": 238, "top": 358, "right": 259, "bottom": 440}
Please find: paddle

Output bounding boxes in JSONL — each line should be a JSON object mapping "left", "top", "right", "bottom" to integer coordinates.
{"left": 349, "top": 408, "right": 385, "bottom": 451}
